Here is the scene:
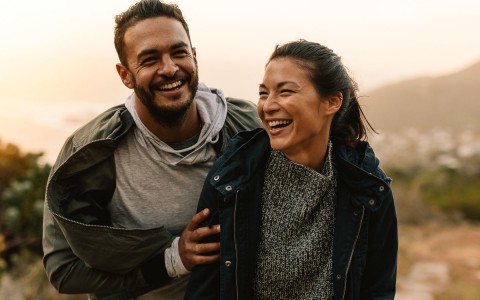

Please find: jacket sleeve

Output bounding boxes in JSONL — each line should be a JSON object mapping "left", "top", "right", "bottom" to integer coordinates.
{"left": 360, "top": 184, "right": 398, "bottom": 299}
{"left": 42, "top": 201, "right": 172, "bottom": 294}
{"left": 184, "top": 178, "right": 221, "bottom": 300}
{"left": 43, "top": 137, "right": 173, "bottom": 295}
{"left": 217, "top": 98, "right": 262, "bottom": 153}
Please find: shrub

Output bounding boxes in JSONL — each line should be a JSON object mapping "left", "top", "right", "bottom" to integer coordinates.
{"left": 420, "top": 167, "right": 480, "bottom": 221}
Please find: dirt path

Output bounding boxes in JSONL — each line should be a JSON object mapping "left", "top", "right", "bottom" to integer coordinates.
{"left": 0, "top": 274, "right": 23, "bottom": 300}
{"left": 396, "top": 261, "right": 449, "bottom": 300}
{"left": 396, "top": 222, "right": 480, "bottom": 299}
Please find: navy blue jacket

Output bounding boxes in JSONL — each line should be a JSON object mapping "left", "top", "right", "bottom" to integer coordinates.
{"left": 185, "top": 129, "right": 397, "bottom": 300}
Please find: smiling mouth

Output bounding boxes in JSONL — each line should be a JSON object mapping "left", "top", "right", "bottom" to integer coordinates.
{"left": 268, "top": 120, "right": 292, "bottom": 130}
{"left": 157, "top": 80, "right": 183, "bottom": 91}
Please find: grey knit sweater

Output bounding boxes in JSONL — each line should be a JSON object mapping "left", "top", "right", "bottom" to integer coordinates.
{"left": 253, "top": 146, "right": 337, "bottom": 300}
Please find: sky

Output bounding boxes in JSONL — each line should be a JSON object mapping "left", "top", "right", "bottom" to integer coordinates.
{"left": 1, "top": 0, "right": 480, "bottom": 163}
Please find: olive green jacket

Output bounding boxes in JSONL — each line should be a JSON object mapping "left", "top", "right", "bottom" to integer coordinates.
{"left": 42, "top": 98, "right": 261, "bottom": 299}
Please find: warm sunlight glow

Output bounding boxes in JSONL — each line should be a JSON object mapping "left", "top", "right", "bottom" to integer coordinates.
{"left": 1, "top": 0, "right": 480, "bottom": 162}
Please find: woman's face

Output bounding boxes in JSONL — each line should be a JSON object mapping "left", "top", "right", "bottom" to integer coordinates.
{"left": 258, "top": 58, "right": 339, "bottom": 161}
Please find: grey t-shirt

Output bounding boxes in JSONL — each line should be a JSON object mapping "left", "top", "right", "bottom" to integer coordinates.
{"left": 109, "top": 83, "right": 227, "bottom": 299}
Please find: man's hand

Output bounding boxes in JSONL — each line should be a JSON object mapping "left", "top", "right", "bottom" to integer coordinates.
{"left": 179, "top": 208, "right": 220, "bottom": 271}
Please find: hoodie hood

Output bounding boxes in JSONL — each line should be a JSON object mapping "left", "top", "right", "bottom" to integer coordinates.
{"left": 126, "top": 82, "right": 228, "bottom": 165}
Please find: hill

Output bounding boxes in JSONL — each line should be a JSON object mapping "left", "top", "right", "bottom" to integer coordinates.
{"left": 362, "top": 61, "right": 480, "bottom": 134}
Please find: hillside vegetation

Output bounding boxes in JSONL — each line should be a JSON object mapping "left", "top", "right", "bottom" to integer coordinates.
{"left": 360, "top": 61, "right": 480, "bottom": 222}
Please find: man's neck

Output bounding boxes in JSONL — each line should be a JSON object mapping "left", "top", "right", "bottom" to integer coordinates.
{"left": 135, "top": 100, "right": 201, "bottom": 144}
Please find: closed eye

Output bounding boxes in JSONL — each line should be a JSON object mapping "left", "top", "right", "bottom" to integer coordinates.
{"left": 141, "top": 56, "right": 158, "bottom": 66}
{"left": 173, "top": 49, "right": 189, "bottom": 58}
{"left": 259, "top": 91, "right": 269, "bottom": 100}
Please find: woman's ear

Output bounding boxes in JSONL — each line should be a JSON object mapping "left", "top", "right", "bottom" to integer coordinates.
{"left": 116, "top": 63, "right": 134, "bottom": 89}
{"left": 326, "top": 92, "right": 343, "bottom": 115}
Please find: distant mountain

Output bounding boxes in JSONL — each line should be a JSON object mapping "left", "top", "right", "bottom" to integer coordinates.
{"left": 362, "top": 61, "right": 480, "bottom": 134}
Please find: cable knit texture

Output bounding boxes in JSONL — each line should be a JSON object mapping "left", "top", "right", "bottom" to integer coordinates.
{"left": 254, "top": 145, "right": 337, "bottom": 300}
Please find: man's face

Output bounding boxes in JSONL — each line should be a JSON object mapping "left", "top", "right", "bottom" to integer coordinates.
{"left": 120, "top": 16, "right": 199, "bottom": 126}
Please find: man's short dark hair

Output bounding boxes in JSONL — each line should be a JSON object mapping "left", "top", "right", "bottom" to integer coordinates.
{"left": 114, "top": 0, "right": 191, "bottom": 67}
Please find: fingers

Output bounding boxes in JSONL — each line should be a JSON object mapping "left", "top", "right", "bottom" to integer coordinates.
{"left": 179, "top": 209, "right": 221, "bottom": 270}
{"left": 192, "top": 241, "right": 221, "bottom": 255}
{"left": 191, "top": 253, "right": 220, "bottom": 266}
{"left": 186, "top": 208, "right": 211, "bottom": 232}
{"left": 181, "top": 242, "right": 220, "bottom": 270}
{"left": 190, "top": 224, "right": 220, "bottom": 242}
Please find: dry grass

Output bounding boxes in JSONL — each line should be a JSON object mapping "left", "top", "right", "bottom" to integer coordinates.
{"left": 2, "top": 220, "right": 479, "bottom": 299}
{"left": 397, "top": 221, "right": 480, "bottom": 299}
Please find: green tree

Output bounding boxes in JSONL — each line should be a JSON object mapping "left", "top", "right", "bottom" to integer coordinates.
{"left": 0, "top": 139, "right": 51, "bottom": 264}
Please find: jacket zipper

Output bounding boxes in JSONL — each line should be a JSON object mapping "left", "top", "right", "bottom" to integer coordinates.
{"left": 341, "top": 206, "right": 365, "bottom": 300}
{"left": 233, "top": 190, "right": 240, "bottom": 300}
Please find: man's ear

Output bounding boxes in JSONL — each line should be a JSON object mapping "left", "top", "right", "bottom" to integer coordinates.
{"left": 326, "top": 92, "right": 343, "bottom": 115}
{"left": 192, "top": 47, "right": 197, "bottom": 64}
{"left": 116, "top": 63, "right": 134, "bottom": 89}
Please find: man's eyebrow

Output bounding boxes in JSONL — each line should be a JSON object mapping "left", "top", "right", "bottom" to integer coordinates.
{"left": 137, "top": 42, "right": 190, "bottom": 59}
{"left": 170, "top": 41, "right": 189, "bottom": 50}
{"left": 137, "top": 49, "right": 158, "bottom": 60}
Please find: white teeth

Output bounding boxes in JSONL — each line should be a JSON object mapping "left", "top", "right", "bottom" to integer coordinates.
{"left": 159, "top": 81, "right": 182, "bottom": 90}
{"left": 268, "top": 120, "right": 291, "bottom": 127}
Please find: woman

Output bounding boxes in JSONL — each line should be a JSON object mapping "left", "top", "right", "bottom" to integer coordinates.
{"left": 185, "top": 40, "right": 397, "bottom": 300}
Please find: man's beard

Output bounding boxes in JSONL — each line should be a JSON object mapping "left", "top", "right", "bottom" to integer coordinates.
{"left": 133, "top": 71, "right": 199, "bottom": 127}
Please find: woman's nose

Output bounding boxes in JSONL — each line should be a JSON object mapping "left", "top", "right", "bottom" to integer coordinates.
{"left": 262, "top": 95, "right": 280, "bottom": 114}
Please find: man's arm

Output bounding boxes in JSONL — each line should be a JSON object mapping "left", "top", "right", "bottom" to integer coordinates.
{"left": 43, "top": 204, "right": 220, "bottom": 294}
{"left": 43, "top": 203, "right": 147, "bottom": 293}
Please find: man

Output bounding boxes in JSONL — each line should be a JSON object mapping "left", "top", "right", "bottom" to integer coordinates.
{"left": 42, "top": 0, "right": 261, "bottom": 299}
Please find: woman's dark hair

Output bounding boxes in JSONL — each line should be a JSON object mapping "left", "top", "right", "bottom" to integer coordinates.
{"left": 114, "top": 0, "right": 191, "bottom": 67}
{"left": 267, "top": 40, "right": 375, "bottom": 148}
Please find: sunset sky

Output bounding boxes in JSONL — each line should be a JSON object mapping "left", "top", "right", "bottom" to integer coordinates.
{"left": 1, "top": 0, "right": 479, "bottom": 163}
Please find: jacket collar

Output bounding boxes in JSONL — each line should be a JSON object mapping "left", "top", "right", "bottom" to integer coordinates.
{"left": 211, "top": 129, "right": 391, "bottom": 212}
{"left": 210, "top": 128, "right": 269, "bottom": 197}
{"left": 334, "top": 142, "right": 391, "bottom": 212}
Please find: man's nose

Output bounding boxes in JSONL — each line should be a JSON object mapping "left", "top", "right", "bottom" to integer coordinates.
{"left": 158, "top": 56, "right": 179, "bottom": 77}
